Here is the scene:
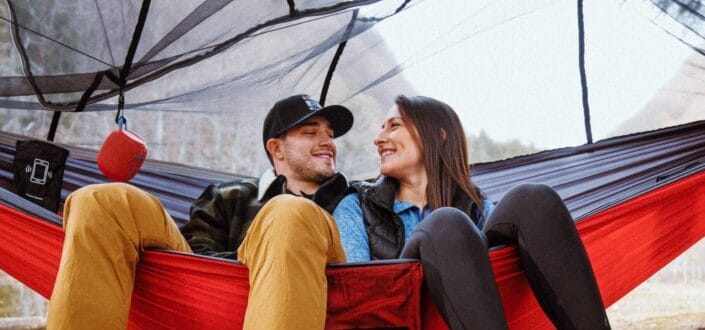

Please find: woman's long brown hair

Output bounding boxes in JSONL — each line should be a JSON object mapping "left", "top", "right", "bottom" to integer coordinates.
{"left": 394, "top": 95, "right": 483, "bottom": 211}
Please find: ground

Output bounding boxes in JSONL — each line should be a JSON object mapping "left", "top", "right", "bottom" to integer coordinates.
{"left": 608, "top": 281, "right": 705, "bottom": 329}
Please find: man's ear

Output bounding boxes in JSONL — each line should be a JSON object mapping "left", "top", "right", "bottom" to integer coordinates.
{"left": 266, "top": 138, "right": 285, "bottom": 160}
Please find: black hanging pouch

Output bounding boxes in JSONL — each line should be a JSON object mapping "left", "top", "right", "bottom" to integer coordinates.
{"left": 12, "top": 140, "right": 69, "bottom": 213}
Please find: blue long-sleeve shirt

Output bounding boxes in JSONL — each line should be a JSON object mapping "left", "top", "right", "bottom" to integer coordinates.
{"left": 332, "top": 193, "right": 495, "bottom": 262}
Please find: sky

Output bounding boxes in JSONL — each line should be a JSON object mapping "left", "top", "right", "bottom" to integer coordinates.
{"left": 372, "top": 0, "right": 693, "bottom": 150}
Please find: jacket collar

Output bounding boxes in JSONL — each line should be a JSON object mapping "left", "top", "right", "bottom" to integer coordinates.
{"left": 257, "top": 169, "right": 284, "bottom": 201}
{"left": 363, "top": 176, "right": 399, "bottom": 211}
{"left": 311, "top": 173, "right": 349, "bottom": 211}
{"left": 358, "top": 176, "right": 478, "bottom": 215}
{"left": 257, "top": 169, "right": 349, "bottom": 206}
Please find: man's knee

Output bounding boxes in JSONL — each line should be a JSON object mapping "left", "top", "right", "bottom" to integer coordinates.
{"left": 265, "top": 194, "right": 319, "bottom": 210}
{"left": 255, "top": 195, "right": 329, "bottom": 241}
{"left": 262, "top": 195, "right": 323, "bottom": 225}
{"left": 64, "top": 182, "right": 147, "bottom": 230}
{"left": 69, "top": 182, "right": 141, "bottom": 205}
{"left": 240, "top": 194, "right": 337, "bottom": 267}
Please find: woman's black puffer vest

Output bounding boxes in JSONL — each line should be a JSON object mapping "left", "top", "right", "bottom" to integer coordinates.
{"left": 349, "top": 176, "right": 486, "bottom": 260}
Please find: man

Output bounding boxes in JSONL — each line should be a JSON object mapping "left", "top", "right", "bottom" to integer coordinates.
{"left": 47, "top": 94, "right": 354, "bottom": 329}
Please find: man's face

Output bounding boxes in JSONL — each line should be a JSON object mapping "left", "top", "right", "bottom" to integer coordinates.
{"left": 276, "top": 116, "right": 337, "bottom": 184}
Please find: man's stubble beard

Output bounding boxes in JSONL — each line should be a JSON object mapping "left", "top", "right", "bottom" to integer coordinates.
{"left": 284, "top": 148, "right": 335, "bottom": 184}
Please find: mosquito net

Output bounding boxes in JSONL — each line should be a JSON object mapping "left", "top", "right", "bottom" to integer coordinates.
{"left": 0, "top": 0, "right": 704, "bottom": 179}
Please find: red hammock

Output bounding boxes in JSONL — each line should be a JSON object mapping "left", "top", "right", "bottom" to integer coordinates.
{"left": 1, "top": 171, "right": 705, "bottom": 329}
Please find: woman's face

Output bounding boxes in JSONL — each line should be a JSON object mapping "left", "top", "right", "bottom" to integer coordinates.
{"left": 374, "top": 105, "right": 424, "bottom": 180}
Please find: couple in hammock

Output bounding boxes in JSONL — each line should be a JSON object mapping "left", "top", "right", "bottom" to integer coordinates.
{"left": 48, "top": 94, "right": 610, "bottom": 329}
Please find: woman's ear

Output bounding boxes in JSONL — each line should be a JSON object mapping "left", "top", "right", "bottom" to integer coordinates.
{"left": 266, "top": 138, "right": 285, "bottom": 161}
{"left": 440, "top": 128, "right": 447, "bottom": 141}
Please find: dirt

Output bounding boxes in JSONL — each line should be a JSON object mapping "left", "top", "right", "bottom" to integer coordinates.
{"left": 607, "top": 281, "right": 705, "bottom": 329}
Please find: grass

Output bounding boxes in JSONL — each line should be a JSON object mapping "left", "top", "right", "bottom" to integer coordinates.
{"left": 0, "top": 286, "right": 18, "bottom": 318}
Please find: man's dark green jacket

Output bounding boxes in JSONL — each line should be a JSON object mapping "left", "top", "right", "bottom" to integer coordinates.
{"left": 180, "top": 170, "right": 348, "bottom": 259}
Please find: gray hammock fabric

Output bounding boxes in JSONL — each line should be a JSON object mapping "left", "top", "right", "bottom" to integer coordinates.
{"left": 1, "top": 119, "right": 703, "bottom": 226}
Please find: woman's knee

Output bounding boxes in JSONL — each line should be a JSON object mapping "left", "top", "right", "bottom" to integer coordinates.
{"left": 420, "top": 207, "right": 486, "bottom": 248}
{"left": 505, "top": 183, "right": 565, "bottom": 212}
{"left": 505, "top": 183, "right": 560, "bottom": 203}
{"left": 498, "top": 183, "right": 572, "bottom": 228}
{"left": 423, "top": 207, "right": 470, "bottom": 226}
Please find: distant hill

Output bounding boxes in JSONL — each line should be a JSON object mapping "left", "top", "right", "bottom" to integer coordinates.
{"left": 469, "top": 130, "right": 539, "bottom": 164}
{"left": 611, "top": 53, "right": 705, "bottom": 136}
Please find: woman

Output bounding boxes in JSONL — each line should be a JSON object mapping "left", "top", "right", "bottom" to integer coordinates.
{"left": 332, "top": 95, "right": 610, "bottom": 330}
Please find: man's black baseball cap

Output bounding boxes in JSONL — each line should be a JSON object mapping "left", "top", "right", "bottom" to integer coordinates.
{"left": 262, "top": 94, "right": 354, "bottom": 148}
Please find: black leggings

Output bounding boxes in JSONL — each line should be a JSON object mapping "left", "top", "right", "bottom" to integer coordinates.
{"left": 400, "top": 183, "right": 610, "bottom": 330}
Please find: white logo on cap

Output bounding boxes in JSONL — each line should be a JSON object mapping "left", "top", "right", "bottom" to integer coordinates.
{"left": 303, "top": 96, "right": 322, "bottom": 111}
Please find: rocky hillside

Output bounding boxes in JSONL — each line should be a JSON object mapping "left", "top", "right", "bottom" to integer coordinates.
{"left": 611, "top": 52, "right": 705, "bottom": 137}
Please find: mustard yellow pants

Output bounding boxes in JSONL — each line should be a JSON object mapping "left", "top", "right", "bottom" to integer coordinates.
{"left": 47, "top": 183, "right": 345, "bottom": 330}
{"left": 238, "top": 194, "right": 346, "bottom": 329}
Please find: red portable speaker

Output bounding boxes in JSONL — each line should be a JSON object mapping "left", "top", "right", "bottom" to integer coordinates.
{"left": 97, "top": 128, "right": 147, "bottom": 182}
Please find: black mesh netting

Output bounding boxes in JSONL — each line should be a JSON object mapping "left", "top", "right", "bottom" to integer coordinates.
{"left": 1, "top": 1, "right": 705, "bottom": 178}
{"left": 0, "top": 1, "right": 415, "bottom": 110}
{"left": 1, "top": 0, "right": 429, "bottom": 177}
